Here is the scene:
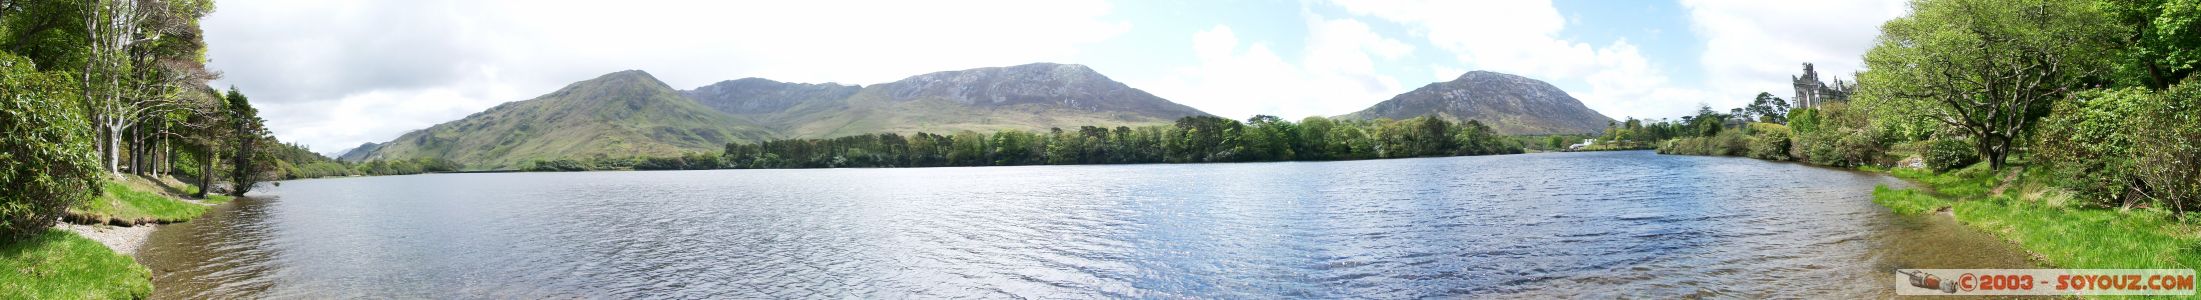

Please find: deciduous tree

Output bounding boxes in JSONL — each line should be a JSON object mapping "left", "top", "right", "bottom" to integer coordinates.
{"left": 1859, "top": 0, "right": 2122, "bottom": 170}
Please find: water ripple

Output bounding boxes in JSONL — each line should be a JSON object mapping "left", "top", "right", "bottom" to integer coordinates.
{"left": 137, "top": 151, "right": 2039, "bottom": 299}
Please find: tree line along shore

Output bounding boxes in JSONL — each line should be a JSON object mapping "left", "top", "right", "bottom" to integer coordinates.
{"left": 524, "top": 115, "right": 1534, "bottom": 171}
{"left": 1646, "top": 0, "right": 2199, "bottom": 272}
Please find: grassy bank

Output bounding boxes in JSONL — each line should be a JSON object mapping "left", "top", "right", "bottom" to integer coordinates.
{"left": 1873, "top": 164, "right": 2201, "bottom": 269}
{"left": 65, "top": 176, "right": 226, "bottom": 225}
{"left": 0, "top": 229, "right": 153, "bottom": 299}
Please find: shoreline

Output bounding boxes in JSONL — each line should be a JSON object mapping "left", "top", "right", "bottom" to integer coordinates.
{"left": 53, "top": 177, "right": 221, "bottom": 256}
{"left": 55, "top": 222, "right": 158, "bottom": 257}
{"left": 1658, "top": 149, "right": 2199, "bottom": 270}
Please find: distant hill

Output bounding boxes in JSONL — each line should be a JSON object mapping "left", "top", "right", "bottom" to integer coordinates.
{"left": 777, "top": 63, "right": 1211, "bottom": 138}
{"left": 1341, "top": 71, "right": 1613, "bottom": 135}
{"left": 345, "top": 63, "right": 1211, "bottom": 169}
{"left": 682, "top": 78, "right": 864, "bottom": 134}
{"left": 335, "top": 142, "right": 381, "bottom": 162}
{"left": 352, "top": 70, "right": 776, "bottom": 169}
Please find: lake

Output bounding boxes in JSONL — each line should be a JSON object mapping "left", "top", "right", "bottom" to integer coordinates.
{"left": 137, "top": 150, "right": 2035, "bottom": 298}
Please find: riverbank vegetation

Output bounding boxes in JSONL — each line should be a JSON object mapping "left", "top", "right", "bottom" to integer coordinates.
{"left": 0, "top": 0, "right": 337, "bottom": 295}
{"left": 0, "top": 229, "right": 153, "bottom": 299}
{"left": 1652, "top": 0, "right": 2200, "bottom": 269}
{"left": 1875, "top": 165, "right": 2201, "bottom": 269}
{"left": 65, "top": 177, "right": 221, "bottom": 226}
{"left": 533, "top": 115, "right": 1528, "bottom": 171}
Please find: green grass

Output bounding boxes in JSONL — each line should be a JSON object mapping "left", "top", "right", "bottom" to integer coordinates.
{"left": 1887, "top": 164, "right": 2001, "bottom": 198}
{"left": 0, "top": 229, "right": 153, "bottom": 299}
{"left": 1874, "top": 163, "right": 2201, "bottom": 270}
{"left": 69, "top": 180, "right": 208, "bottom": 224}
{"left": 201, "top": 194, "right": 234, "bottom": 205}
{"left": 168, "top": 183, "right": 234, "bottom": 205}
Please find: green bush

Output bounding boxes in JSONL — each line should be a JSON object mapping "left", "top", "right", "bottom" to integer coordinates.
{"left": 2036, "top": 88, "right": 2148, "bottom": 206}
{"left": 1655, "top": 130, "right": 1750, "bottom": 157}
{"left": 524, "top": 159, "right": 589, "bottom": 172}
{"left": 1923, "top": 136, "right": 1979, "bottom": 172}
{"left": 2034, "top": 81, "right": 2201, "bottom": 214}
{"left": 1787, "top": 108, "right": 1820, "bottom": 135}
{"left": 0, "top": 54, "right": 101, "bottom": 239}
{"left": 1793, "top": 128, "right": 1883, "bottom": 168}
{"left": 1746, "top": 123, "right": 1792, "bottom": 161}
{"left": 1835, "top": 129, "right": 1885, "bottom": 166}
{"left": 2131, "top": 81, "right": 2201, "bottom": 214}
{"left": 1797, "top": 130, "right": 1840, "bottom": 166}
{"left": 1787, "top": 104, "right": 1884, "bottom": 167}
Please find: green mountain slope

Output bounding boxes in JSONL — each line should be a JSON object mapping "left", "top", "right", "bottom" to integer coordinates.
{"left": 349, "top": 63, "right": 1212, "bottom": 169}
{"left": 690, "top": 63, "right": 1211, "bottom": 138}
{"left": 1341, "top": 71, "right": 1614, "bottom": 135}
{"left": 355, "top": 70, "right": 775, "bottom": 169}
{"left": 335, "top": 142, "right": 381, "bottom": 162}
{"left": 682, "top": 78, "right": 865, "bottom": 134}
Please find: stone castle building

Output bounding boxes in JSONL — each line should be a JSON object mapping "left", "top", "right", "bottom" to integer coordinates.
{"left": 1792, "top": 63, "right": 1855, "bottom": 108}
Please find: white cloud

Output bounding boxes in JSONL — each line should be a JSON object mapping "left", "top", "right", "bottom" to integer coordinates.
{"left": 1569, "top": 40, "right": 1710, "bottom": 121}
{"left": 205, "top": 0, "right": 1129, "bottom": 153}
{"left": 1430, "top": 65, "right": 1466, "bottom": 82}
{"left": 208, "top": 0, "right": 1918, "bottom": 153}
{"left": 1330, "top": 0, "right": 1577, "bottom": 78}
{"left": 1138, "top": 14, "right": 1415, "bottom": 121}
{"left": 1680, "top": 0, "right": 1909, "bottom": 110}
{"left": 1330, "top": 0, "right": 1702, "bottom": 120}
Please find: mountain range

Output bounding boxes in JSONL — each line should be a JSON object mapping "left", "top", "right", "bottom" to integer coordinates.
{"left": 349, "top": 71, "right": 777, "bottom": 168}
{"left": 341, "top": 63, "right": 1613, "bottom": 169}
{"left": 683, "top": 63, "right": 1210, "bottom": 139}
{"left": 1340, "top": 71, "right": 1612, "bottom": 135}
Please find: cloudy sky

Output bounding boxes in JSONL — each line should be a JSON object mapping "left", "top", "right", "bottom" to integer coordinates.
{"left": 203, "top": 0, "right": 1909, "bottom": 154}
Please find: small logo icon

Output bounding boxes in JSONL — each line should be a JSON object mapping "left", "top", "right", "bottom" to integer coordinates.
{"left": 1899, "top": 269, "right": 1961, "bottom": 293}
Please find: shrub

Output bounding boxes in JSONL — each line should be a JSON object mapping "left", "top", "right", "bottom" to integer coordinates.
{"left": 2035, "top": 81, "right": 2201, "bottom": 214}
{"left": 1787, "top": 104, "right": 1884, "bottom": 167}
{"left": 1923, "top": 136, "right": 1979, "bottom": 172}
{"left": 1787, "top": 108, "right": 1820, "bottom": 135}
{"left": 524, "top": 159, "right": 589, "bottom": 172}
{"left": 634, "top": 157, "right": 686, "bottom": 170}
{"left": 2131, "top": 81, "right": 2201, "bottom": 215}
{"left": 1793, "top": 127, "right": 1883, "bottom": 168}
{"left": 1834, "top": 129, "right": 1885, "bottom": 167}
{"left": 2035, "top": 88, "right": 2147, "bottom": 206}
{"left": 1747, "top": 123, "right": 1793, "bottom": 161}
{"left": 0, "top": 54, "right": 102, "bottom": 239}
{"left": 1655, "top": 130, "right": 1750, "bottom": 157}
{"left": 1797, "top": 130, "right": 1839, "bottom": 166}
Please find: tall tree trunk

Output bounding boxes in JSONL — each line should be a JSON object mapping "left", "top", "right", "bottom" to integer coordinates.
{"left": 2148, "top": 62, "right": 2169, "bottom": 90}
{"left": 130, "top": 126, "right": 139, "bottom": 176}
{"left": 197, "top": 152, "right": 213, "bottom": 199}
{"left": 108, "top": 126, "right": 122, "bottom": 177}
{"left": 129, "top": 125, "right": 141, "bottom": 176}
{"left": 163, "top": 133, "right": 173, "bottom": 175}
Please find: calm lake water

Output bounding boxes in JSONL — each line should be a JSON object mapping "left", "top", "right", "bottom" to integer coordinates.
{"left": 137, "top": 151, "right": 2035, "bottom": 298}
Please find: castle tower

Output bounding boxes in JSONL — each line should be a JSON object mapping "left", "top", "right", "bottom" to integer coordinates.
{"left": 1793, "top": 63, "right": 1822, "bottom": 108}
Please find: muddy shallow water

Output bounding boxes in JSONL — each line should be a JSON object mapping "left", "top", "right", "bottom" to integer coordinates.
{"left": 137, "top": 150, "right": 2034, "bottom": 298}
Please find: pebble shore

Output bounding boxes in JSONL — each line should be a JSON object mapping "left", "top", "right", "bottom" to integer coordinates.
{"left": 57, "top": 222, "right": 158, "bottom": 256}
